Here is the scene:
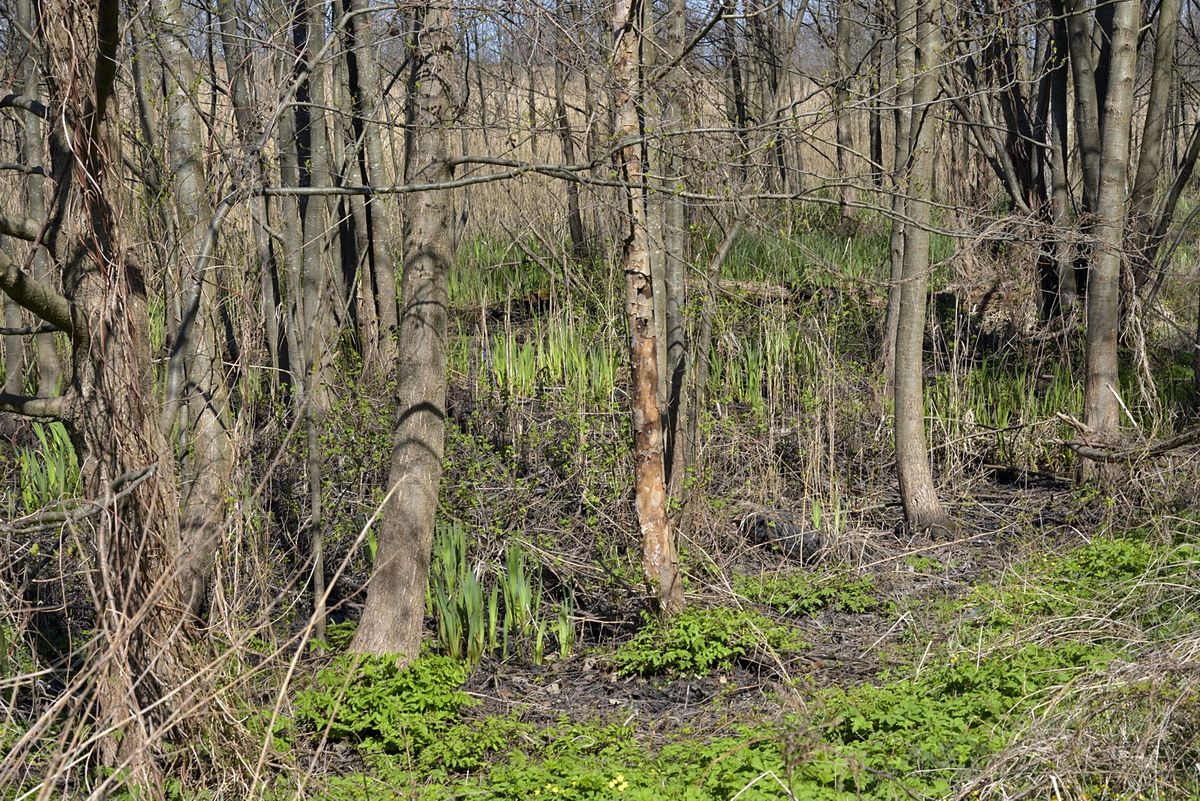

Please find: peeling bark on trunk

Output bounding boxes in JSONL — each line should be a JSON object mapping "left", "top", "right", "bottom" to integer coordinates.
{"left": 612, "top": 0, "right": 684, "bottom": 617}
{"left": 352, "top": 0, "right": 458, "bottom": 657}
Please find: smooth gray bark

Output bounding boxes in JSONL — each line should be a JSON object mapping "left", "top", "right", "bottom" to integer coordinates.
{"left": 353, "top": 0, "right": 459, "bottom": 657}
{"left": 1084, "top": 0, "right": 1140, "bottom": 449}
{"left": 893, "top": 0, "right": 953, "bottom": 533}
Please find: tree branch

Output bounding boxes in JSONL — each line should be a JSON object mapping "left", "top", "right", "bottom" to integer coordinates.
{"left": 0, "top": 162, "right": 45, "bottom": 176}
{"left": 0, "top": 211, "right": 42, "bottom": 242}
{"left": 0, "top": 93, "right": 48, "bottom": 119}
{"left": 1056, "top": 413, "right": 1200, "bottom": 463}
{"left": 0, "top": 249, "right": 73, "bottom": 335}
{"left": 0, "top": 392, "right": 67, "bottom": 420}
{"left": 0, "top": 322, "right": 60, "bottom": 335}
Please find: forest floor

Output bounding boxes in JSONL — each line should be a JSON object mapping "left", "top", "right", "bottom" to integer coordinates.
{"left": 287, "top": 471, "right": 1200, "bottom": 801}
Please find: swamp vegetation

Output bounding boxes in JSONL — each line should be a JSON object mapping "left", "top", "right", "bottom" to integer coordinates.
{"left": 3, "top": 0, "right": 1200, "bottom": 797}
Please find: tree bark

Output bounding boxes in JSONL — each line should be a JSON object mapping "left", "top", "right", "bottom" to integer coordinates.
{"left": 352, "top": 0, "right": 458, "bottom": 657}
{"left": 1084, "top": 0, "right": 1140, "bottom": 452}
{"left": 662, "top": 0, "right": 689, "bottom": 499}
{"left": 217, "top": 0, "right": 289, "bottom": 394}
{"left": 1128, "top": 0, "right": 1180, "bottom": 289}
{"left": 834, "top": 0, "right": 855, "bottom": 219}
{"left": 554, "top": 0, "right": 588, "bottom": 261}
{"left": 0, "top": 0, "right": 197, "bottom": 782}
{"left": 149, "top": 0, "right": 235, "bottom": 618}
{"left": 882, "top": 0, "right": 914, "bottom": 386}
{"left": 893, "top": 0, "right": 954, "bottom": 534}
{"left": 346, "top": 0, "right": 400, "bottom": 368}
{"left": 15, "top": 0, "right": 60, "bottom": 394}
{"left": 612, "top": 0, "right": 684, "bottom": 616}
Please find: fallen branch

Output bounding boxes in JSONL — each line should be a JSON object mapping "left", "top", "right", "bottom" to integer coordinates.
{"left": 1055, "top": 413, "right": 1200, "bottom": 463}
{"left": 1, "top": 465, "right": 155, "bottom": 534}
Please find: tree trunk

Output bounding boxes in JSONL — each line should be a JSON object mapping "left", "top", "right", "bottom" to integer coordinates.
{"left": 149, "top": 0, "right": 235, "bottom": 618}
{"left": 869, "top": 1, "right": 886, "bottom": 189}
{"left": 662, "top": 0, "right": 690, "bottom": 498}
{"left": 1048, "top": 0, "right": 1076, "bottom": 313}
{"left": 1084, "top": 0, "right": 1140, "bottom": 452}
{"left": 612, "top": 0, "right": 684, "bottom": 616}
{"left": 1128, "top": 0, "right": 1180, "bottom": 289}
{"left": 353, "top": 0, "right": 458, "bottom": 657}
{"left": 347, "top": 0, "right": 400, "bottom": 367}
{"left": 882, "top": 0, "right": 913, "bottom": 386}
{"left": 554, "top": 0, "right": 588, "bottom": 261}
{"left": 16, "top": 0, "right": 60, "bottom": 394}
{"left": 834, "top": 0, "right": 855, "bottom": 219}
{"left": 9, "top": 0, "right": 194, "bottom": 781}
{"left": 217, "top": 0, "right": 288, "bottom": 394}
{"left": 893, "top": 0, "right": 954, "bottom": 534}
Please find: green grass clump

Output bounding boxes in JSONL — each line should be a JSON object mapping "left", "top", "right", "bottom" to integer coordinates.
{"left": 293, "top": 654, "right": 471, "bottom": 755}
{"left": 427, "top": 520, "right": 570, "bottom": 665}
{"left": 612, "top": 606, "right": 806, "bottom": 678}
{"left": 18, "top": 421, "right": 80, "bottom": 515}
{"left": 735, "top": 571, "right": 878, "bottom": 616}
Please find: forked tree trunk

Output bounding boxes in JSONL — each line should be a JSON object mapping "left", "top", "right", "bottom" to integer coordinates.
{"left": 893, "top": 0, "right": 954, "bottom": 534}
{"left": 612, "top": 0, "right": 684, "bottom": 616}
{"left": 353, "top": 0, "right": 458, "bottom": 657}
{"left": 1084, "top": 0, "right": 1140, "bottom": 457}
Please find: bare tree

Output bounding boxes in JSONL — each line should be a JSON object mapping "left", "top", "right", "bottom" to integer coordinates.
{"left": 893, "top": 0, "right": 954, "bottom": 533}
{"left": 353, "top": 0, "right": 459, "bottom": 656}
{"left": 612, "top": 0, "right": 683, "bottom": 615}
{"left": 1084, "top": 0, "right": 1140, "bottom": 450}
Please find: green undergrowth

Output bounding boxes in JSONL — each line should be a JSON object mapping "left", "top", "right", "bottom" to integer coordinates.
{"left": 734, "top": 570, "right": 879, "bottom": 616}
{"left": 611, "top": 606, "right": 807, "bottom": 678}
{"left": 293, "top": 531, "right": 1200, "bottom": 801}
{"left": 954, "top": 533, "right": 1200, "bottom": 646}
{"left": 293, "top": 654, "right": 473, "bottom": 755}
{"left": 301, "top": 641, "right": 1118, "bottom": 801}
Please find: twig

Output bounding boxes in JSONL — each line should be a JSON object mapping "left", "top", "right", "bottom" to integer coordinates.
{"left": 1, "top": 466, "right": 156, "bottom": 534}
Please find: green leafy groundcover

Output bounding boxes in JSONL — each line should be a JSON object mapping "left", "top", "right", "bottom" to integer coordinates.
{"left": 611, "top": 606, "right": 807, "bottom": 678}
{"left": 303, "top": 642, "right": 1115, "bottom": 801}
